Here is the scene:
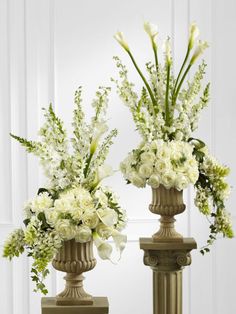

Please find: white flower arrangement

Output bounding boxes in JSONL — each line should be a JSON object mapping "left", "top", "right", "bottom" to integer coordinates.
{"left": 3, "top": 86, "right": 127, "bottom": 294}
{"left": 113, "top": 22, "right": 233, "bottom": 253}
{"left": 121, "top": 140, "right": 199, "bottom": 190}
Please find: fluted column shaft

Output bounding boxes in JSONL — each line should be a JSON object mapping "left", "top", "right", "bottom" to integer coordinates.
{"left": 140, "top": 238, "right": 197, "bottom": 314}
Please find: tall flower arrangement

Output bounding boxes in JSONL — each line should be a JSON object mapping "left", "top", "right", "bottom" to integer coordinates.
{"left": 113, "top": 22, "right": 233, "bottom": 252}
{"left": 3, "top": 86, "right": 127, "bottom": 294}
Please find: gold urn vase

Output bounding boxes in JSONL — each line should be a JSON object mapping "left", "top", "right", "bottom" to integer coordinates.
{"left": 52, "top": 239, "right": 96, "bottom": 305}
{"left": 149, "top": 185, "right": 186, "bottom": 242}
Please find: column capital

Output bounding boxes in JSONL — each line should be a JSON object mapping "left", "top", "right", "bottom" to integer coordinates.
{"left": 140, "top": 237, "right": 197, "bottom": 271}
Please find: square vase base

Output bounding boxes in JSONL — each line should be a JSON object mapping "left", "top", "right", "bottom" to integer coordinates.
{"left": 41, "top": 297, "right": 109, "bottom": 314}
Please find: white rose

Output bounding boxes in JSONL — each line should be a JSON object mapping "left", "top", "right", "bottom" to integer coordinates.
{"left": 75, "top": 188, "right": 94, "bottom": 211}
{"left": 31, "top": 192, "right": 53, "bottom": 214}
{"left": 75, "top": 225, "right": 92, "bottom": 243}
{"left": 70, "top": 207, "right": 84, "bottom": 221}
{"left": 175, "top": 174, "right": 189, "bottom": 191}
{"left": 187, "top": 168, "right": 199, "bottom": 184}
{"left": 82, "top": 211, "right": 100, "bottom": 229}
{"left": 147, "top": 174, "right": 160, "bottom": 188}
{"left": 45, "top": 209, "right": 59, "bottom": 226}
{"left": 54, "top": 198, "right": 70, "bottom": 213}
{"left": 138, "top": 163, "right": 153, "bottom": 179}
{"left": 129, "top": 172, "right": 146, "bottom": 188}
{"left": 140, "top": 152, "right": 156, "bottom": 163}
{"left": 97, "top": 208, "right": 118, "bottom": 227}
{"left": 161, "top": 171, "right": 176, "bottom": 189}
{"left": 155, "top": 160, "right": 170, "bottom": 173}
{"left": 55, "top": 219, "right": 77, "bottom": 240}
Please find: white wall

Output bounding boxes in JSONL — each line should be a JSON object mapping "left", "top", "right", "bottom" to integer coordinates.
{"left": 0, "top": 0, "right": 236, "bottom": 313}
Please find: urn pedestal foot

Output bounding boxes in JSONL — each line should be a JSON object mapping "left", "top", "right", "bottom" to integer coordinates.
{"left": 41, "top": 297, "right": 109, "bottom": 314}
{"left": 140, "top": 237, "right": 197, "bottom": 314}
{"left": 56, "top": 273, "right": 93, "bottom": 305}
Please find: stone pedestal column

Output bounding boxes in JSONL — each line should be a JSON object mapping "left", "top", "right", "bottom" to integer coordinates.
{"left": 140, "top": 237, "right": 197, "bottom": 314}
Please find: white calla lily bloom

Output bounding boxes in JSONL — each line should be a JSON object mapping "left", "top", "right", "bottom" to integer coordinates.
{"left": 190, "top": 40, "right": 209, "bottom": 64}
{"left": 143, "top": 21, "right": 158, "bottom": 42}
{"left": 114, "top": 32, "right": 129, "bottom": 51}
{"left": 97, "top": 207, "right": 118, "bottom": 227}
{"left": 93, "top": 232, "right": 113, "bottom": 260}
{"left": 189, "top": 22, "right": 200, "bottom": 49}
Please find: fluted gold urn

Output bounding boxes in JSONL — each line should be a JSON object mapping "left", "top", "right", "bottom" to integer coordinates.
{"left": 149, "top": 185, "right": 186, "bottom": 242}
{"left": 52, "top": 239, "right": 96, "bottom": 305}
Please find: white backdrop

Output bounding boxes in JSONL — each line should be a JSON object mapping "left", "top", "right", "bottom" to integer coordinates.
{"left": 0, "top": 1, "right": 236, "bottom": 314}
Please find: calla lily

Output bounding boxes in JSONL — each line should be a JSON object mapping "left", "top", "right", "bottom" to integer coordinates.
{"left": 144, "top": 21, "right": 158, "bottom": 43}
{"left": 114, "top": 32, "right": 129, "bottom": 52}
{"left": 97, "top": 164, "right": 113, "bottom": 181}
{"left": 164, "top": 38, "right": 172, "bottom": 65}
{"left": 111, "top": 229, "right": 127, "bottom": 256}
{"left": 188, "top": 22, "right": 200, "bottom": 50}
{"left": 93, "top": 232, "right": 113, "bottom": 260}
{"left": 90, "top": 123, "right": 109, "bottom": 154}
{"left": 190, "top": 40, "right": 209, "bottom": 64}
{"left": 97, "top": 208, "right": 118, "bottom": 227}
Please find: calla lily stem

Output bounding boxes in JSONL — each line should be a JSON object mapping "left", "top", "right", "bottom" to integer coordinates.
{"left": 127, "top": 50, "right": 158, "bottom": 115}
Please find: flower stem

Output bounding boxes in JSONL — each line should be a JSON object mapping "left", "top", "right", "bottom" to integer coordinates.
{"left": 165, "top": 64, "right": 171, "bottom": 126}
{"left": 152, "top": 44, "right": 159, "bottom": 73}
{"left": 172, "top": 47, "right": 190, "bottom": 105}
{"left": 127, "top": 50, "right": 158, "bottom": 115}
{"left": 84, "top": 152, "right": 94, "bottom": 178}
{"left": 173, "top": 63, "right": 192, "bottom": 106}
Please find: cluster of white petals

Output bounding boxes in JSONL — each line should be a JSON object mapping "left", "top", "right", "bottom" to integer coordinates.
{"left": 120, "top": 140, "right": 199, "bottom": 191}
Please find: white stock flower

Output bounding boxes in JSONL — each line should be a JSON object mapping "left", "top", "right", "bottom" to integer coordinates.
{"left": 31, "top": 192, "right": 53, "bottom": 214}
{"left": 189, "top": 22, "right": 200, "bottom": 49}
{"left": 75, "top": 225, "right": 92, "bottom": 243}
{"left": 55, "top": 219, "right": 76, "bottom": 240}
{"left": 114, "top": 32, "right": 129, "bottom": 51}
{"left": 97, "top": 208, "right": 118, "bottom": 227}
